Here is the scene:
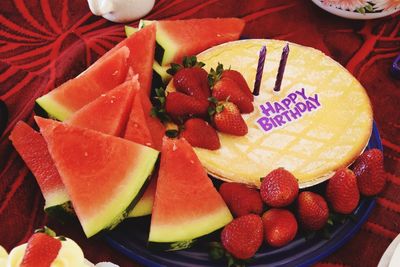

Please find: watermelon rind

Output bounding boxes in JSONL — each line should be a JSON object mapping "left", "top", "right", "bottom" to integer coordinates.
{"left": 152, "top": 62, "right": 171, "bottom": 84}
{"left": 82, "top": 148, "right": 158, "bottom": 237}
{"left": 128, "top": 195, "right": 153, "bottom": 217}
{"left": 45, "top": 200, "right": 76, "bottom": 222}
{"left": 43, "top": 188, "right": 70, "bottom": 210}
{"left": 148, "top": 207, "right": 232, "bottom": 247}
{"left": 128, "top": 173, "right": 157, "bottom": 218}
{"left": 36, "top": 92, "right": 73, "bottom": 121}
{"left": 124, "top": 25, "right": 138, "bottom": 37}
{"left": 139, "top": 20, "right": 180, "bottom": 66}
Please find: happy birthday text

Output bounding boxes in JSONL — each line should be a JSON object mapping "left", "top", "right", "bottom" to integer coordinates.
{"left": 256, "top": 88, "right": 321, "bottom": 132}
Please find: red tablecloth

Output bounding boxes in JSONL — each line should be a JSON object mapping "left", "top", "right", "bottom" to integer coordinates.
{"left": 0, "top": 0, "right": 399, "bottom": 266}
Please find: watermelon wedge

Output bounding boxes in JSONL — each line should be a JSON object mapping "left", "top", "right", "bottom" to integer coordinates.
{"left": 36, "top": 46, "right": 130, "bottom": 121}
{"left": 35, "top": 117, "right": 159, "bottom": 237}
{"left": 124, "top": 89, "right": 165, "bottom": 151}
{"left": 125, "top": 26, "right": 171, "bottom": 87}
{"left": 115, "top": 24, "right": 156, "bottom": 96}
{"left": 9, "top": 121, "right": 70, "bottom": 214}
{"left": 139, "top": 18, "right": 245, "bottom": 66}
{"left": 148, "top": 137, "right": 232, "bottom": 250}
{"left": 67, "top": 78, "right": 139, "bottom": 136}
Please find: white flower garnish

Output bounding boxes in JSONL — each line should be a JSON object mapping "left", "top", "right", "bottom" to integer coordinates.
{"left": 321, "top": 0, "right": 369, "bottom": 10}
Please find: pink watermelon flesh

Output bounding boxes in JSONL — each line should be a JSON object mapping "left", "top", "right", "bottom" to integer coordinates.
{"left": 36, "top": 46, "right": 130, "bottom": 120}
{"left": 67, "top": 78, "right": 139, "bottom": 136}
{"left": 124, "top": 91, "right": 154, "bottom": 148}
{"left": 104, "top": 25, "right": 156, "bottom": 96}
{"left": 53, "top": 46, "right": 130, "bottom": 112}
{"left": 35, "top": 117, "right": 159, "bottom": 237}
{"left": 138, "top": 91, "right": 165, "bottom": 151}
{"left": 8, "top": 121, "right": 69, "bottom": 209}
{"left": 153, "top": 18, "right": 245, "bottom": 65}
{"left": 149, "top": 137, "right": 232, "bottom": 245}
{"left": 124, "top": 89, "right": 165, "bottom": 151}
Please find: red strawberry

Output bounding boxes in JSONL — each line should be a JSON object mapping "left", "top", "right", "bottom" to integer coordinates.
{"left": 219, "top": 182, "right": 263, "bottom": 217}
{"left": 174, "top": 67, "right": 210, "bottom": 99}
{"left": 262, "top": 209, "right": 298, "bottom": 247}
{"left": 213, "top": 101, "right": 248, "bottom": 136}
{"left": 212, "top": 77, "right": 254, "bottom": 113}
{"left": 260, "top": 168, "right": 299, "bottom": 208}
{"left": 180, "top": 118, "right": 220, "bottom": 150}
{"left": 353, "top": 149, "right": 386, "bottom": 196}
{"left": 165, "top": 91, "right": 209, "bottom": 117}
{"left": 297, "top": 191, "right": 329, "bottom": 231}
{"left": 221, "top": 69, "right": 254, "bottom": 101}
{"left": 326, "top": 168, "right": 360, "bottom": 214}
{"left": 221, "top": 214, "right": 263, "bottom": 260}
{"left": 20, "top": 228, "right": 61, "bottom": 267}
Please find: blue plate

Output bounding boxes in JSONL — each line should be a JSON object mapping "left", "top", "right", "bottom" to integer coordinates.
{"left": 104, "top": 122, "right": 382, "bottom": 267}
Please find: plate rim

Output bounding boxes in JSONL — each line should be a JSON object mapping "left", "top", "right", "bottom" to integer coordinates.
{"left": 310, "top": 0, "right": 400, "bottom": 20}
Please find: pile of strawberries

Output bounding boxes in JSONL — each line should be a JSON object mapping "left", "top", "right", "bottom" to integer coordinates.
{"left": 214, "top": 148, "right": 386, "bottom": 262}
{"left": 153, "top": 56, "right": 253, "bottom": 150}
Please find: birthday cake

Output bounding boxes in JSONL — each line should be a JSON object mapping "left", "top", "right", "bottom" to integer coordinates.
{"left": 194, "top": 39, "right": 373, "bottom": 188}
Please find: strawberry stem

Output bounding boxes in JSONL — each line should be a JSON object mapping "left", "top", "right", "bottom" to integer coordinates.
{"left": 151, "top": 88, "right": 171, "bottom": 123}
{"left": 34, "top": 226, "right": 56, "bottom": 237}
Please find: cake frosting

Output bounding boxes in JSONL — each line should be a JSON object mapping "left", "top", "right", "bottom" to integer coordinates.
{"left": 195, "top": 39, "right": 373, "bottom": 188}
{"left": 3, "top": 238, "right": 87, "bottom": 267}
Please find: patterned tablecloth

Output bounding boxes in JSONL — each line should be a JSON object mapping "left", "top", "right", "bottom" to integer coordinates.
{"left": 0, "top": 0, "right": 399, "bottom": 266}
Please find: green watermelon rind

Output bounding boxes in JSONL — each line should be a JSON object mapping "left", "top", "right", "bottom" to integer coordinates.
{"left": 124, "top": 25, "right": 139, "bottom": 37}
{"left": 36, "top": 93, "right": 73, "bottom": 121}
{"left": 152, "top": 62, "right": 171, "bottom": 84}
{"left": 43, "top": 188, "right": 70, "bottom": 210}
{"left": 148, "top": 207, "right": 232, "bottom": 249}
{"left": 82, "top": 148, "right": 159, "bottom": 237}
{"left": 127, "top": 193, "right": 153, "bottom": 217}
{"left": 139, "top": 20, "right": 179, "bottom": 66}
{"left": 45, "top": 200, "right": 77, "bottom": 222}
{"left": 125, "top": 26, "right": 171, "bottom": 88}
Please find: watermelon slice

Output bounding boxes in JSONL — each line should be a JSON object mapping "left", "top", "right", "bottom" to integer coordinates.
{"left": 35, "top": 117, "right": 159, "bottom": 237}
{"left": 124, "top": 89, "right": 165, "bottom": 151}
{"left": 148, "top": 137, "right": 232, "bottom": 250}
{"left": 36, "top": 46, "right": 131, "bottom": 121}
{"left": 114, "top": 24, "right": 156, "bottom": 96}
{"left": 139, "top": 18, "right": 245, "bottom": 66}
{"left": 9, "top": 121, "right": 70, "bottom": 214}
{"left": 125, "top": 26, "right": 171, "bottom": 87}
{"left": 124, "top": 89, "right": 165, "bottom": 218}
{"left": 67, "top": 78, "right": 139, "bottom": 136}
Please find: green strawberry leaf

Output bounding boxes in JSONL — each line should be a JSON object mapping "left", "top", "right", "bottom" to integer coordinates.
{"left": 35, "top": 226, "right": 56, "bottom": 237}
{"left": 166, "top": 63, "right": 183, "bottom": 76}
{"left": 167, "top": 56, "right": 205, "bottom": 75}
{"left": 208, "top": 63, "right": 224, "bottom": 87}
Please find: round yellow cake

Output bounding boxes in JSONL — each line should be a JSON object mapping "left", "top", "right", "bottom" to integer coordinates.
{"left": 194, "top": 39, "right": 373, "bottom": 188}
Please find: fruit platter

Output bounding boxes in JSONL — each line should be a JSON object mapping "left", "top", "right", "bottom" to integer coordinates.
{"left": 1, "top": 1, "right": 399, "bottom": 267}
